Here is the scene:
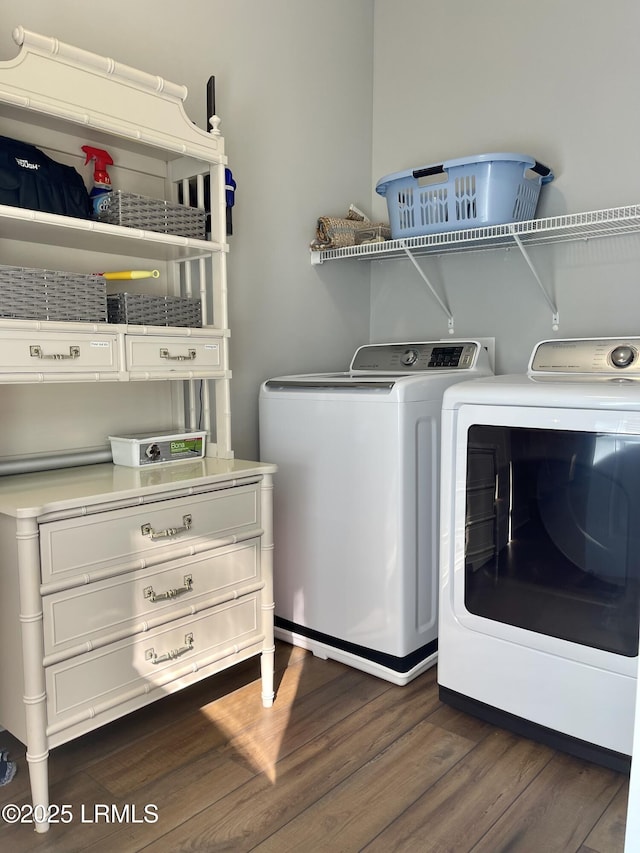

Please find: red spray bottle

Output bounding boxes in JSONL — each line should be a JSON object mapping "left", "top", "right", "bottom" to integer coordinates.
{"left": 81, "top": 145, "right": 114, "bottom": 216}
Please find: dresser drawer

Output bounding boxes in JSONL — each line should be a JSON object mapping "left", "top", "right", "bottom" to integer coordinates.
{"left": 40, "top": 484, "right": 260, "bottom": 584}
{"left": 125, "top": 333, "right": 223, "bottom": 374}
{"left": 42, "top": 539, "right": 260, "bottom": 657}
{"left": 45, "top": 595, "right": 260, "bottom": 728}
{"left": 0, "top": 329, "right": 119, "bottom": 373}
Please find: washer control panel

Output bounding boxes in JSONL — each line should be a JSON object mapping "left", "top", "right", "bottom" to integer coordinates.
{"left": 531, "top": 338, "right": 640, "bottom": 375}
{"left": 350, "top": 341, "right": 480, "bottom": 373}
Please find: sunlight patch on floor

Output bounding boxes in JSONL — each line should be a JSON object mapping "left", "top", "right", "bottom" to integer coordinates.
{"left": 199, "top": 657, "right": 304, "bottom": 784}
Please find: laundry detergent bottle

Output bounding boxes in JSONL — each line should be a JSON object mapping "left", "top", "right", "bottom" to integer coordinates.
{"left": 81, "top": 145, "right": 114, "bottom": 216}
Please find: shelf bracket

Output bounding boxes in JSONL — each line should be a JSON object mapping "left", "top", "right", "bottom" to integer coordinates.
{"left": 399, "top": 240, "right": 455, "bottom": 334}
{"left": 509, "top": 229, "right": 559, "bottom": 331}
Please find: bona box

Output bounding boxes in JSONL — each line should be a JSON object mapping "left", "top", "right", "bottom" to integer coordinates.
{"left": 109, "top": 430, "right": 206, "bottom": 467}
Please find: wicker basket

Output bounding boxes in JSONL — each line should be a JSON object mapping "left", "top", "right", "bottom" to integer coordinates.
{"left": 107, "top": 292, "right": 203, "bottom": 328}
{"left": 98, "top": 190, "right": 207, "bottom": 239}
{"left": 0, "top": 265, "right": 107, "bottom": 322}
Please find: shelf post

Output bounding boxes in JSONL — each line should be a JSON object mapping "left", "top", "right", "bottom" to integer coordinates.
{"left": 399, "top": 240, "right": 455, "bottom": 334}
{"left": 509, "top": 229, "right": 559, "bottom": 331}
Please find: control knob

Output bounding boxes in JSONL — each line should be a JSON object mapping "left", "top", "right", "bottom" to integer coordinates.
{"left": 610, "top": 345, "right": 636, "bottom": 368}
{"left": 401, "top": 348, "right": 419, "bottom": 366}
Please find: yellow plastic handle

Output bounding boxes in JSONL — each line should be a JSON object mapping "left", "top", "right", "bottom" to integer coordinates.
{"left": 100, "top": 270, "right": 160, "bottom": 280}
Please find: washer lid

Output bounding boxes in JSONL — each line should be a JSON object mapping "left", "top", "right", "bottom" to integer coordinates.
{"left": 263, "top": 374, "right": 396, "bottom": 391}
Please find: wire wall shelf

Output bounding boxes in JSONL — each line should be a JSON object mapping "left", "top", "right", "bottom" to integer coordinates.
{"left": 309, "top": 205, "right": 640, "bottom": 265}
{"left": 310, "top": 205, "right": 640, "bottom": 334}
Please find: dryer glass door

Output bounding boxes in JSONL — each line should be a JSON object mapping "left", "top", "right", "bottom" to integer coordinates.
{"left": 464, "top": 423, "right": 640, "bottom": 657}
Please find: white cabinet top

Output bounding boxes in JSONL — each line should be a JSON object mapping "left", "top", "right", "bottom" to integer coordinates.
{"left": 0, "top": 26, "right": 225, "bottom": 163}
{"left": 0, "top": 458, "right": 276, "bottom": 519}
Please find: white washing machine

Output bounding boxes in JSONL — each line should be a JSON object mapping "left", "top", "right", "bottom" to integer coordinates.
{"left": 438, "top": 336, "right": 640, "bottom": 772}
{"left": 259, "top": 340, "right": 493, "bottom": 684}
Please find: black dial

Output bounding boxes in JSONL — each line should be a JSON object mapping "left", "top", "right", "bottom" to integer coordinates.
{"left": 610, "top": 345, "right": 636, "bottom": 368}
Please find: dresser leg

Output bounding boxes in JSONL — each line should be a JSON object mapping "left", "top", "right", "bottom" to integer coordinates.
{"left": 260, "top": 646, "right": 275, "bottom": 708}
{"left": 27, "top": 748, "right": 50, "bottom": 833}
{"left": 260, "top": 473, "right": 275, "bottom": 708}
{"left": 16, "top": 517, "right": 51, "bottom": 832}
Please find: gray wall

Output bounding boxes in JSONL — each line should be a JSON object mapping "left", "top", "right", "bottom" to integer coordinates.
{"left": 370, "top": 0, "right": 640, "bottom": 373}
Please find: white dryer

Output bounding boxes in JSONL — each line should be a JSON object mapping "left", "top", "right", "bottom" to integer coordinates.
{"left": 259, "top": 340, "right": 493, "bottom": 684}
{"left": 438, "top": 336, "right": 640, "bottom": 772}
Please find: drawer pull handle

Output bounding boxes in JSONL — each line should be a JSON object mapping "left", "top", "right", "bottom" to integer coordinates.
{"left": 141, "top": 514, "right": 192, "bottom": 540}
{"left": 30, "top": 345, "right": 80, "bottom": 360}
{"left": 160, "top": 347, "right": 196, "bottom": 361}
{"left": 146, "top": 633, "right": 194, "bottom": 665}
{"left": 144, "top": 574, "right": 193, "bottom": 602}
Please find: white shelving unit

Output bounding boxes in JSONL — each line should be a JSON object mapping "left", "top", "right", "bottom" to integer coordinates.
{"left": 311, "top": 205, "right": 640, "bottom": 332}
{"left": 0, "top": 27, "right": 275, "bottom": 832}
{"left": 0, "top": 25, "right": 236, "bottom": 458}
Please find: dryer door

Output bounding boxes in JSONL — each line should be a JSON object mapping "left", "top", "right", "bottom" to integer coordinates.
{"left": 448, "top": 404, "right": 640, "bottom": 662}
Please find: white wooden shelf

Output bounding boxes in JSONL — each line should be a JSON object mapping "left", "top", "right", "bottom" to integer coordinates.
{"left": 0, "top": 204, "right": 225, "bottom": 261}
{"left": 0, "top": 24, "right": 234, "bottom": 455}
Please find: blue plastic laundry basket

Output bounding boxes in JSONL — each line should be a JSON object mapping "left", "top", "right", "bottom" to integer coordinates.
{"left": 376, "top": 153, "right": 554, "bottom": 239}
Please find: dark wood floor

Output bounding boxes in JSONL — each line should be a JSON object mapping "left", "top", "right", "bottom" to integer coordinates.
{"left": 0, "top": 642, "right": 630, "bottom": 852}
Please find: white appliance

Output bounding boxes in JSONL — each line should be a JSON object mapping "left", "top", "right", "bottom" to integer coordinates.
{"left": 259, "top": 340, "right": 493, "bottom": 685}
{"left": 438, "top": 336, "right": 640, "bottom": 772}
{"left": 626, "top": 658, "right": 640, "bottom": 851}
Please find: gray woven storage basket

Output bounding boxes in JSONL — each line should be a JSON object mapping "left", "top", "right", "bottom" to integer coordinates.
{"left": 0, "top": 265, "right": 107, "bottom": 322}
{"left": 107, "top": 292, "right": 203, "bottom": 328}
{"left": 98, "top": 190, "right": 207, "bottom": 239}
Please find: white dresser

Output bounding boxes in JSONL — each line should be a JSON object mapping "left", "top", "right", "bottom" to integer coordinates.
{"left": 0, "top": 459, "right": 275, "bottom": 831}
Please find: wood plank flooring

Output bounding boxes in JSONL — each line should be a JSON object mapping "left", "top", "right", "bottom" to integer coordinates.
{"left": 0, "top": 642, "right": 630, "bottom": 852}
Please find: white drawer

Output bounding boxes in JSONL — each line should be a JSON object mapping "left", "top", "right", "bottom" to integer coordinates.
{"left": 42, "top": 539, "right": 260, "bottom": 657}
{"left": 125, "top": 333, "right": 223, "bottom": 374}
{"left": 40, "top": 484, "right": 260, "bottom": 584}
{"left": 45, "top": 595, "right": 260, "bottom": 727}
{"left": 0, "top": 329, "right": 119, "bottom": 373}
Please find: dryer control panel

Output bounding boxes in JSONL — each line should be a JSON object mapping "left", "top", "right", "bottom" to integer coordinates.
{"left": 531, "top": 337, "right": 640, "bottom": 375}
{"left": 350, "top": 341, "right": 480, "bottom": 373}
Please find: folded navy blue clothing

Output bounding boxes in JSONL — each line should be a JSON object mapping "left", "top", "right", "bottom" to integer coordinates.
{"left": 0, "top": 134, "right": 91, "bottom": 219}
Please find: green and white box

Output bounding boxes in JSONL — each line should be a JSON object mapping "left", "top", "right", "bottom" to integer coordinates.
{"left": 109, "top": 430, "right": 206, "bottom": 467}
